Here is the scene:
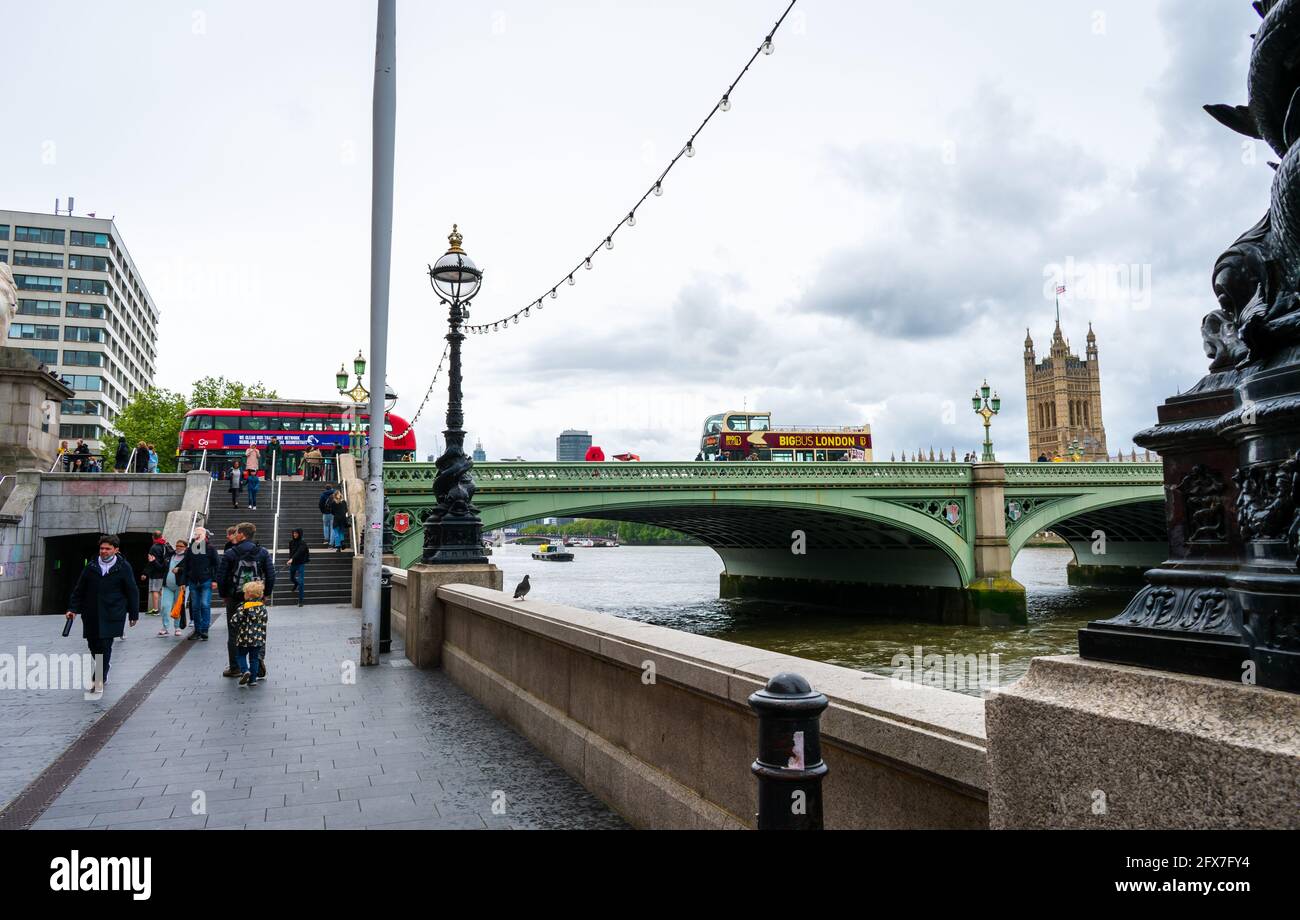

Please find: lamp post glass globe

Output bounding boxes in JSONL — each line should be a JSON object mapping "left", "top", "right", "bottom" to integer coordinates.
{"left": 355, "top": 351, "right": 367, "bottom": 378}
{"left": 336, "top": 366, "right": 349, "bottom": 392}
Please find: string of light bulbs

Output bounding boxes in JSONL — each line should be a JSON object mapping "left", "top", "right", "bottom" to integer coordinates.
{"left": 389, "top": 343, "right": 449, "bottom": 441}
{"left": 464, "top": 0, "right": 799, "bottom": 336}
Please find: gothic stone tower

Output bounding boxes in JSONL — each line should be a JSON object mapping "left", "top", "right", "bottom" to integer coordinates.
{"left": 1024, "top": 320, "right": 1108, "bottom": 461}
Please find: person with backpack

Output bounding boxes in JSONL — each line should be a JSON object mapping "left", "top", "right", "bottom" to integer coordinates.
{"left": 141, "top": 531, "right": 173, "bottom": 618}
{"left": 330, "top": 490, "right": 349, "bottom": 552}
{"left": 319, "top": 486, "right": 336, "bottom": 542}
{"left": 217, "top": 522, "right": 275, "bottom": 679}
{"left": 227, "top": 460, "right": 243, "bottom": 509}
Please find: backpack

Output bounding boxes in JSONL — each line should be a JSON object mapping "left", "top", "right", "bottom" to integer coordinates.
{"left": 319, "top": 491, "right": 334, "bottom": 514}
{"left": 232, "top": 548, "right": 267, "bottom": 593}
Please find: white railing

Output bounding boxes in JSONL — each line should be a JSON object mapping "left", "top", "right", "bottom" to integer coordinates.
{"left": 188, "top": 475, "right": 215, "bottom": 542}
{"left": 343, "top": 477, "right": 359, "bottom": 555}
{"left": 269, "top": 477, "right": 284, "bottom": 607}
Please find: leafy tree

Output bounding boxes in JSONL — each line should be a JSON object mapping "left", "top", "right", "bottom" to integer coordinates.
{"left": 190, "top": 377, "right": 277, "bottom": 410}
{"left": 110, "top": 376, "right": 278, "bottom": 472}
{"left": 110, "top": 387, "right": 189, "bottom": 472}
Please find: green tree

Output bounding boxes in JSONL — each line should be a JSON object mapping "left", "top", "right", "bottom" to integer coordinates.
{"left": 111, "top": 376, "right": 278, "bottom": 472}
{"left": 190, "top": 376, "right": 277, "bottom": 410}
{"left": 110, "top": 387, "right": 189, "bottom": 472}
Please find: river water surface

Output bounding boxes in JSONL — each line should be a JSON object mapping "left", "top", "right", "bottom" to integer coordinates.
{"left": 490, "top": 544, "right": 1134, "bottom": 696}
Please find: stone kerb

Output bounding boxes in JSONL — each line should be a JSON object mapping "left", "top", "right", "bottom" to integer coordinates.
{"left": 433, "top": 584, "right": 988, "bottom": 830}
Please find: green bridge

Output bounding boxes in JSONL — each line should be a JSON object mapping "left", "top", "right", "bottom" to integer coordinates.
{"left": 384, "top": 461, "right": 1166, "bottom": 623}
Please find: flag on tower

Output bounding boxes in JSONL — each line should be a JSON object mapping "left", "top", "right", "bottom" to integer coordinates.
{"left": 1056, "top": 285, "right": 1067, "bottom": 296}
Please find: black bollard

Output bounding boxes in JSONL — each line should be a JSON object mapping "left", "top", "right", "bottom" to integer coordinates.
{"left": 379, "top": 567, "right": 392, "bottom": 655}
{"left": 749, "top": 673, "right": 829, "bottom": 830}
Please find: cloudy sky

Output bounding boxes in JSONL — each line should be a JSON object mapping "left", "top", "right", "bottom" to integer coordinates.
{"left": 2, "top": 0, "right": 1273, "bottom": 461}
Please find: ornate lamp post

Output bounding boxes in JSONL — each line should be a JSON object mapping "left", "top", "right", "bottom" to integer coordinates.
{"left": 424, "top": 226, "right": 489, "bottom": 565}
{"left": 1068, "top": 437, "right": 1083, "bottom": 463}
{"left": 971, "top": 381, "right": 1001, "bottom": 463}
{"left": 338, "top": 353, "right": 369, "bottom": 458}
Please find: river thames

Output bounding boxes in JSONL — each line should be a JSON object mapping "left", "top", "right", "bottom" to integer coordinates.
{"left": 489, "top": 543, "right": 1134, "bottom": 697}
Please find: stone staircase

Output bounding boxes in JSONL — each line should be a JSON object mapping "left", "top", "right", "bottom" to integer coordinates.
{"left": 203, "top": 478, "right": 355, "bottom": 607}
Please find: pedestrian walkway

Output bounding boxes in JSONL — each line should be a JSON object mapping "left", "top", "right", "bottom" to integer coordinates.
{"left": 0, "top": 614, "right": 177, "bottom": 812}
{"left": 1, "top": 606, "right": 624, "bottom": 830}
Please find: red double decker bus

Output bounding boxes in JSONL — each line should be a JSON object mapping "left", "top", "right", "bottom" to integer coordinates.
{"left": 177, "top": 399, "right": 417, "bottom": 474}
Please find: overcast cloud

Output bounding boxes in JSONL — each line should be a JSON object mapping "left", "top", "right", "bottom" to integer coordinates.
{"left": 0, "top": 0, "right": 1274, "bottom": 461}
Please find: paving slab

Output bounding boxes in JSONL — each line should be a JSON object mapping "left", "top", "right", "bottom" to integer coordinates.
{"left": 21, "top": 605, "right": 624, "bottom": 830}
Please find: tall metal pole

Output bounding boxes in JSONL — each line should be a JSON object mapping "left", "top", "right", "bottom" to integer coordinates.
{"left": 362, "top": 0, "right": 396, "bottom": 667}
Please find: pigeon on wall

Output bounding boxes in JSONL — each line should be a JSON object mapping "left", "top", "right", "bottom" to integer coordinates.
{"left": 513, "top": 575, "right": 531, "bottom": 601}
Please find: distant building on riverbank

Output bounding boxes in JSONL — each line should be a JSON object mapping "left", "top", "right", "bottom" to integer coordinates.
{"left": 557, "top": 429, "right": 592, "bottom": 462}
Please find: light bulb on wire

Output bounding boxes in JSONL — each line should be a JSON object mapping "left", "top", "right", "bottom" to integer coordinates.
{"left": 654, "top": 182, "right": 663, "bottom": 197}
{"left": 605, "top": 237, "right": 613, "bottom": 250}
{"left": 585, "top": 258, "right": 593, "bottom": 270}
{"left": 763, "top": 38, "right": 774, "bottom": 55}
{"left": 720, "top": 95, "right": 731, "bottom": 112}
{"left": 685, "top": 142, "right": 695, "bottom": 158}
{"left": 628, "top": 212, "right": 636, "bottom": 228}
{"left": 567, "top": 274, "right": 575, "bottom": 286}
{"left": 550, "top": 288, "right": 558, "bottom": 300}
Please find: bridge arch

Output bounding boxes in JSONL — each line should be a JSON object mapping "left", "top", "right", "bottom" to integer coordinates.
{"left": 1007, "top": 492, "right": 1168, "bottom": 584}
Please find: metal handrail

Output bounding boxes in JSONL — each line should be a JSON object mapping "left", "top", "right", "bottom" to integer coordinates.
{"left": 269, "top": 477, "right": 284, "bottom": 607}
{"left": 188, "top": 475, "right": 215, "bottom": 542}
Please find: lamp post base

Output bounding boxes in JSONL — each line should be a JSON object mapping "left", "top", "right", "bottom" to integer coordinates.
{"left": 423, "top": 515, "right": 490, "bottom": 566}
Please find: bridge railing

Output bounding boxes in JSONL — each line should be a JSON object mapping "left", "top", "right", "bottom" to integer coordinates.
{"left": 385, "top": 461, "right": 978, "bottom": 491}
{"left": 1004, "top": 462, "right": 1163, "bottom": 484}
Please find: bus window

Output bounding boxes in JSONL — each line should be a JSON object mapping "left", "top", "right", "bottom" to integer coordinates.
{"left": 183, "top": 416, "right": 199, "bottom": 431}
{"left": 751, "top": 416, "right": 771, "bottom": 431}
{"left": 277, "top": 418, "right": 300, "bottom": 431}
{"left": 796, "top": 450, "right": 815, "bottom": 462}
{"left": 730, "top": 415, "right": 749, "bottom": 432}
{"left": 198, "top": 415, "right": 215, "bottom": 431}
{"left": 771, "top": 451, "right": 794, "bottom": 462}
{"left": 246, "top": 416, "right": 268, "bottom": 431}
{"left": 214, "top": 417, "right": 237, "bottom": 430}
{"left": 704, "top": 415, "right": 724, "bottom": 436}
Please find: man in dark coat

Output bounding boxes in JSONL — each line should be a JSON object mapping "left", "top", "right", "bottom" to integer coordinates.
{"left": 114, "top": 436, "right": 130, "bottom": 472}
{"left": 175, "top": 526, "right": 220, "bottom": 641}
{"left": 66, "top": 534, "right": 139, "bottom": 690}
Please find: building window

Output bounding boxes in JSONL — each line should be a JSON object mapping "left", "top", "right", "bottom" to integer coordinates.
{"left": 7, "top": 323, "right": 60, "bottom": 341}
{"left": 65, "top": 302, "right": 106, "bottom": 320}
{"left": 62, "top": 399, "right": 103, "bottom": 417}
{"left": 59, "top": 424, "right": 103, "bottom": 440}
{"left": 14, "top": 226, "right": 65, "bottom": 246}
{"left": 61, "top": 375, "right": 103, "bottom": 392}
{"left": 67, "top": 253, "right": 110, "bottom": 272}
{"left": 24, "top": 348, "right": 58, "bottom": 364}
{"left": 63, "top": 350, "right": 106, "bottom": 367}
{"left": 17, "top": 299, "right": 61, "bottom": 318}
{"left": 11, "top": 250, "right": 64, "bottom": 269}
{"left": 66, "top": 277, "right": 108, "bottom": 296}
{"left": 0, "top": 249, "right": 6, "bottom": 263}
{"left": 65, "top": 326, "right": 107, "bottom": 344}
{"left": 69, "top": 231, "right": 109, "bottom": 248}
{"left": 14, "top": 274, "right": 62, "bottom": 293}
{"left": 0, "top": 225, "right": 9, "bottom": 241}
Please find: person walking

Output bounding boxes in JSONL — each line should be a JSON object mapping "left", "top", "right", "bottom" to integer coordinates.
{"left": 133, "top": 440, "right": 149, "bottom": 473}
{"left": 288, "top": 528, "right": 309, "bottom": 607}
{"left": 141, "top": 531, "right": 172, "bottom": 618}
{"left": 267, "top": 436, "right": 282, "bottom": 478}
{"left": 217, "top": 522, "right": 274, "bottom": 679}
{"left": 56, "top": 440, "right": 70, "bottom": 472}
{"left": 66, "top": 535, "right": 139, "bottom": 693}
{"left": 304, "top": 447, "right": 324, "bottom": 482}
{"left": 227, "top": 460, "right": 243, "bottom": 509}
{"left": 231, "top": 580, "right": 270, "bottom": 687}
{"left": 245, "top": 444, "right": 261, "bottom": 475}
{"left": 147, "top": 443, "right": 159, "bottom": 474}
{"left": 330, "top": 490, "right": 349, "bottom": 552}
{"left": 159, "top": 538, "right": 187, "bottom": 637}
{"left": 176, "top": 527, "right": 219, "bottom": 642}
{"left": 319, "top": 485, "right": 336, "bottom": 542}
{"left": 246, "top": 465, "right": 261, "bottom": 511}
{"left": 114, "top": 436, "right": 130, "bottom": 473}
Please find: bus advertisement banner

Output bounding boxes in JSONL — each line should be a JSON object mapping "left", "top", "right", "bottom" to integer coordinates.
{"left": 191, "top": 433, "right": 354, "bottom": 451}
{"left": 719, "top": 432, "right": 873, "bottom": 452}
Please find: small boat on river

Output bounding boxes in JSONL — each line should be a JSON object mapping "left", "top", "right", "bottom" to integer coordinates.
{"left": 531, "top": 543, "right": 575, "bottom": 562}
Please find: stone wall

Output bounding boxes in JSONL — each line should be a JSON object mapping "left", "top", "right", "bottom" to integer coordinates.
{"left": 393, "top": 579, "right": 988, "bottom": 830}
{"left": 0, "top": 472, "right": 192, "bottom": 616}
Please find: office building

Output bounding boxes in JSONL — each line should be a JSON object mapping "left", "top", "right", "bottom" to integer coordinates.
{"left": 556, "top": 429, "right": 592, "bottom": 462}
{"left": 1, "top": 208, "right": 160, "bottom": 453}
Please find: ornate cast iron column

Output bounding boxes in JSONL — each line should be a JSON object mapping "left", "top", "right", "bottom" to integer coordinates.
{"left": 1080, "top": 0, "right": 1300, "bottom": 693}
{"left": 423, "top": 226, "right": 489, "bottom": 566}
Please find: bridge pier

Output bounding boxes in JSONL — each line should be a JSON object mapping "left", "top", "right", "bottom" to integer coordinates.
{"left": 966, "top": 464, "right": 1027, "bottom": 623}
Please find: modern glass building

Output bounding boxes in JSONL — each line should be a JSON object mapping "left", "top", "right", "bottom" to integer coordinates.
{"left": 1, "top": 209, "right": 160, "bottom": 454}
{"left": 556, "top": 429, "right": 592, "bottom": 462}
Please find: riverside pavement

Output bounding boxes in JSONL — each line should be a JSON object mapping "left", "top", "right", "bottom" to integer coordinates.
{"left": 0, "top": 605, "right": 624, "bottom": 830}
